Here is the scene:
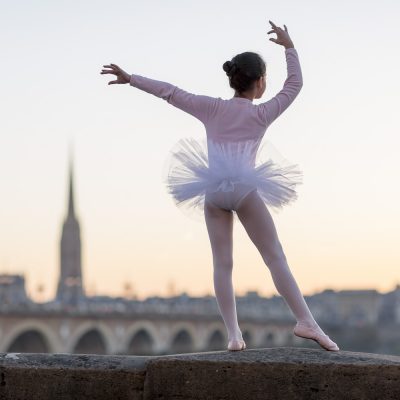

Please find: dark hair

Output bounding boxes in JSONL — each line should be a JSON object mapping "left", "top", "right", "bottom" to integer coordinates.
{"left": 222, "top": 52, "right": 266, "bottom": 93}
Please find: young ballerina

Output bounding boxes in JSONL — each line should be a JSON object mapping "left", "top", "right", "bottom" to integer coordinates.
{"left": 101, "top": 20, "right": 340, "bottom": 352}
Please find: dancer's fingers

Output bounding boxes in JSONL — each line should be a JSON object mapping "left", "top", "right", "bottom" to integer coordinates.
{"left": 101, "top": 70, "right": 116, "bottom": 74}
{"left": 284, "top": 24, "right": 288, "bottom": 32}
{"left": 269, "top": 20, "right": 277, "bottom": 28}
{"left": 108, "top": 80, "right": 118, "bottom": 85}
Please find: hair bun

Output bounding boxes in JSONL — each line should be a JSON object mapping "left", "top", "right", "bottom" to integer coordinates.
{"left": 222, "top": 60, "right": 237, "bottom": 76}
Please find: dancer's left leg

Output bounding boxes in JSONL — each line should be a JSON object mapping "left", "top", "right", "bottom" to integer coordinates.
{"left": 204, "top": 199, "right": 243, "bottom": 344}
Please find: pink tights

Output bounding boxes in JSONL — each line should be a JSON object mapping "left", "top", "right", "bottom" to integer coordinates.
{"left": 204, "top": 188, "right": 318, "bottom": 342}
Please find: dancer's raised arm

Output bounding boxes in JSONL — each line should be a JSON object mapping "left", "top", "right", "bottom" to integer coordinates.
{"left": 258, "top": 21, "right": 303, "bottom": 126}
{"left": 101, "top": 63, "right": 217, "bottom": 124}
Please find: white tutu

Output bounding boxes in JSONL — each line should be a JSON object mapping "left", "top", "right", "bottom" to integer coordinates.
{"left": 162, "top": 136, "right": 303, "bottom": 221}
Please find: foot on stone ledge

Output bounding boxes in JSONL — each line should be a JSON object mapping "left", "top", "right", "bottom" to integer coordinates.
{"left": 293, "top": 322, "right": 340, "bottom": 351}
{"left": 227, "top": 339, "right": 246, "bottom": 351}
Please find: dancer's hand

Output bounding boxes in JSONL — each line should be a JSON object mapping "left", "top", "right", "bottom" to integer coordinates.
{"left": 100, "top": 63, "right": 131, "bottom": 85}
{"left": 267, "top": 20, "right": 294, "bottom": 49}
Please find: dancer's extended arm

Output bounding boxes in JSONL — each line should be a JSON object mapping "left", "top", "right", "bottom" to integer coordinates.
{"left": 259, "top": 21, "right": 303, "bottom": 126}
{"left": 100, "top": 62, "right": 217, "bottom": 124}
{"left": 129, "top": 74, "right": 218, "bottom": 124}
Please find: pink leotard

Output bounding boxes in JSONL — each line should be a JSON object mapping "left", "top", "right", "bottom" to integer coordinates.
{"left": 130, "top": 48, "right": 302, "bottom": 142}
{"left": 129, "top": 48, "right": 303, "bottom": 211}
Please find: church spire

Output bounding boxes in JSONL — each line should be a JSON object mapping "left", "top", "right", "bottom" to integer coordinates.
{"left": 57, "top": 139, "right": 85, "bottom": 303}
{"left": 68, "top": 141, "right": 75, "bottom": 218}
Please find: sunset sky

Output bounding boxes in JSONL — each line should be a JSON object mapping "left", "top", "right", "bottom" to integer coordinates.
{"left": 1, "top": 0, "right": 399, "bottom": 302}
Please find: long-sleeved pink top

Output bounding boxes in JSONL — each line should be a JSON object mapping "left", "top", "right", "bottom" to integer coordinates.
{"left": 129, "top": 48, "right": 302, "bottom": 160}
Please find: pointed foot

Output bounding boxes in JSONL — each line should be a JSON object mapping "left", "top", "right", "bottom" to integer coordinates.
{"left": 293, "top": 322, "right": 340, "bottom": 351}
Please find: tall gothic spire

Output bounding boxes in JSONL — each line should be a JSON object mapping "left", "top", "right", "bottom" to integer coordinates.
{"left": 57, "top": 139, "right": 85, "bottom": 303}
{"left": 68, "top": 141, "right": 75, "bottom": 218}
{"left": 68, "top": 161, "right": 75, "bottom": 217}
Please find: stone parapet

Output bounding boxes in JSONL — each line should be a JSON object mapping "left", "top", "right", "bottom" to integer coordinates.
{"left": 0, "top": 347, "right": 399, "bottom": 399}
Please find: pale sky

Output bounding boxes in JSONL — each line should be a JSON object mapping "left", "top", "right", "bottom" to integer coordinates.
{"left": 1, "top": 0, "right": 399, "bottom": 302}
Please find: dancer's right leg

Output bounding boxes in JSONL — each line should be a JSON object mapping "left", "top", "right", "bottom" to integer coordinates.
{"left": 236, "top": 190, "right": 317, "bottom": 325}
{"left": 235, "top": 190, "right": 339, "bottom": 350}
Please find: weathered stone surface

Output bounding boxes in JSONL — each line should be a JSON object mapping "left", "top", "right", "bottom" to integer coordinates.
{"left": 0, "top": 347, "right": 399, "bottom": 400}
{"left": 145, "top": 347, "right": 400, "bottom": 400}
{"left": 0, "top": 352, "right": 148, "bottom": 400}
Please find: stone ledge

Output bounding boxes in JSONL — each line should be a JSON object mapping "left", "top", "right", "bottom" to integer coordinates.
{"left": 0, "top": 347, "right": 399, "bottom": 399}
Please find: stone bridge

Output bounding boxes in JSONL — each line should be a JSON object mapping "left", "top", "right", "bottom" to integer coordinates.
{"left": 0, "top": 312, "right": 296, "bottom": 355}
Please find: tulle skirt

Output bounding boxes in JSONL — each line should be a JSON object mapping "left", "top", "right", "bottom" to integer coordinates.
{"left": 162, "top": 136, "right": 303, "bottom": 221}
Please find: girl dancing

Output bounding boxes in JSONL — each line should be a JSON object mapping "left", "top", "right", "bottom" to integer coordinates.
{"left": 101, "top": 20, "right": 340, "bottom": 352}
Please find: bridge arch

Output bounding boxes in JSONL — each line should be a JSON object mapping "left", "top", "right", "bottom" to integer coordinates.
{"left": 169, "top": 323, "right": 197, "bottom": 354}
{"left": 68, "top": 321, "right": 115, "bottom": 354}
{"left": 202, "top": 322, "right": 226, "bottom": 350}
{"left": 125, "top": 322, "right": 159, "bottom": 355}
{"left": 1, "top": 319, "right": 60, "bottom": 353}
